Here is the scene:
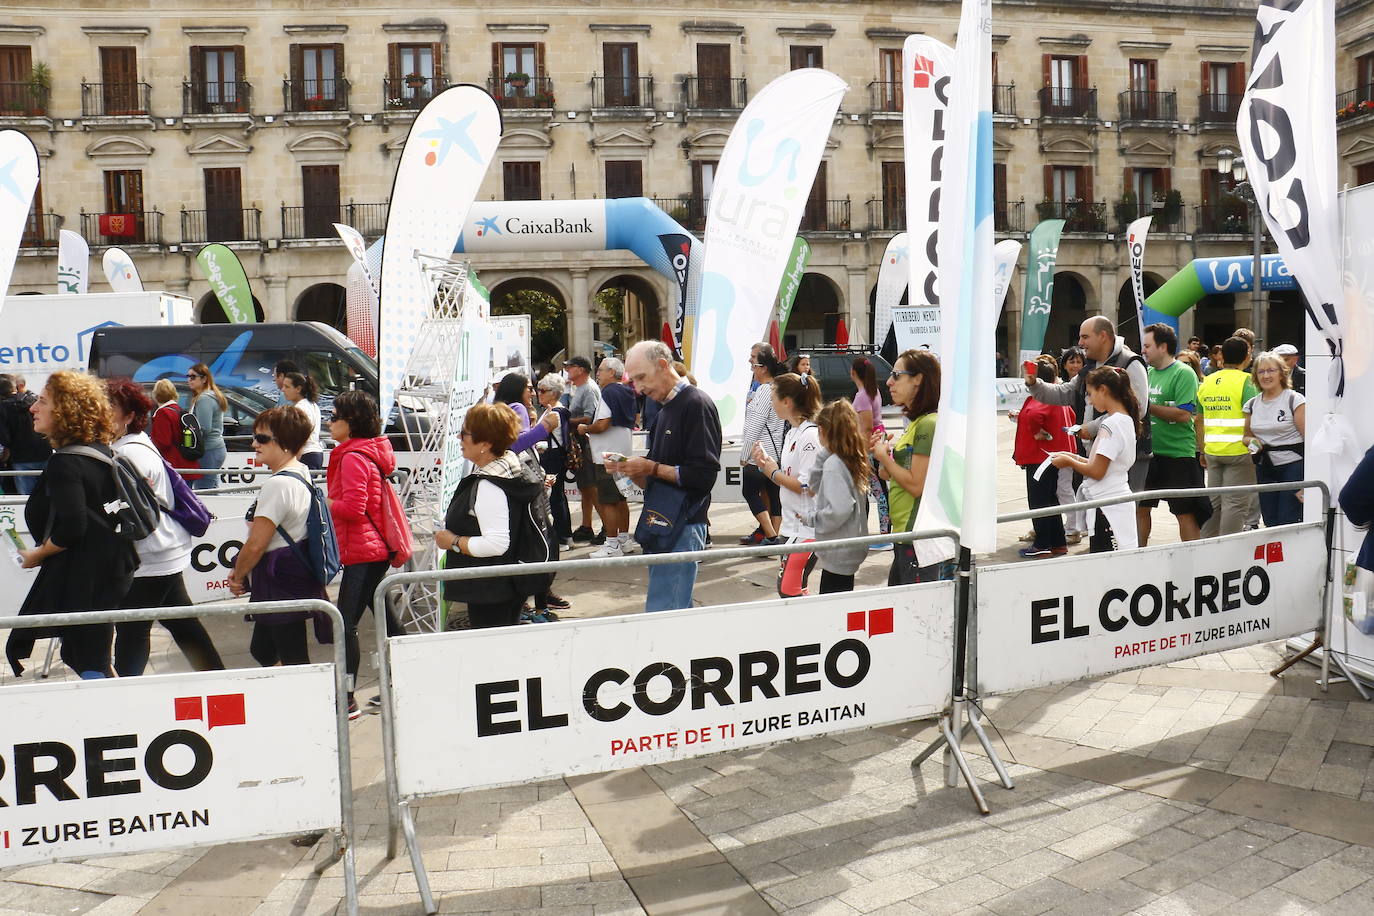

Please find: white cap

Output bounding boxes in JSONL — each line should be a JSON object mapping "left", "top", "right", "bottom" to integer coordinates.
{"left": 1272, "top": 344, "right": 1299, "bottom": 356}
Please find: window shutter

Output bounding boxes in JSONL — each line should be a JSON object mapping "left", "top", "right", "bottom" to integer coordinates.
{"left": 387, "top": 43, "right": 400, "bottom": 80}
{"left": 1041, "top": 54, "right": 1051, "bottom": 87}
{"left": 1043, "top": 164, "right": 1054, "bottom": 200}
{"left": 431, "top": 42, "right": 444, "bottom": 83}
{"left": 1123, "top": 167, "right": 1134, "bottom": 197}
{"left": 536, "top": 42, "right": 546, "bottom": 79}
{"left": 289, "top": 45, "right": 303, "bottom": 109}
{"left": 1228, "top": 63, "right": 1245, "bottom": 97}
{"left": 332, "top": 43, "right": 345, "bottom": 76}
{"left": 491, "top": 42, "right": 501, "bottom": 84}
{"left": 233, "top": 45, "right": 246, "bottom": 80}
{"left": 991, "top": 52, "right": 998, "bottom": 87}
{"left": 1075, "top": 55, "right": 1089, "bottom": 90}
{"left": 1161, "top": 168, "right": 1172, "bottom": 193}
{"left": 1200, "top": 62, "right": 1211, "bottom": 94}
{"left": 1147, "top": 59, "right": 1158, "bottom": 92}
{"left": 1081, "top": 167, "right": 1094, "bottom": 204}
{"left": 190, "top": 45, "right": 204, "bottom": 83}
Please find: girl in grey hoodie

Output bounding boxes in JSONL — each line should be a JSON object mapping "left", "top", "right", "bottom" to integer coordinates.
{"left": 807, "top": 400, "right": 871, "bottom": 593}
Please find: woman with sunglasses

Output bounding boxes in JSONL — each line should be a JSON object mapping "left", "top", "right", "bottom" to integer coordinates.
{"left": 186, "top": 363, "right": 227, "bottom": 490}
{"left": 871, "top": 350, "right": 948, "bottom": 584}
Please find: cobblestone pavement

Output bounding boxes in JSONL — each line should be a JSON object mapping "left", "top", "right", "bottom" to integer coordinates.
{"left": 3, "top": 435, "right": 1365, "bottom": 914}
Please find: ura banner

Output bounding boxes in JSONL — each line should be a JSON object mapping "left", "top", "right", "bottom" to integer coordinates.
{"left": 102, "top": 247, "right": 144, "bottom": 293}
{"left": 57, "top": 229, "right": 89, "bottom": 295}
{"left": 0, "top": 130, "right": 39, "bottom": 312}
{"left": 195, "top": 244, "right": 255, "bottom": 324}
{"left": 0, "top": 666, "right": 340, "bottom": 867}
{"left": 388, "top": 583, "right": 955, "bottom": 797}
{"left": 378, "top": 85, "right": 502, "bottom": 414}
{"left": 692, "top": 68, "right": 846, "bottom": 436}
{"left": 976, "top": 523, "right": 1327, "bottom": 696}
{"left": 1017, "top": 219, "right": 1066, "bottom": 363}
{"left": 902, "top": 35, "right": 955, "bottom": 323}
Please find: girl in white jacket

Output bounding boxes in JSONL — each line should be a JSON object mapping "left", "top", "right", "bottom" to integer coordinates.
{"left": 808, "top": 400, "right": 871, "bottom": 593}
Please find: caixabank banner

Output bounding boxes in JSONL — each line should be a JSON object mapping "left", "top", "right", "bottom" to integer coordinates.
{"left": 388, "top": 583, "right": 955, "bottom": 798}
{"left": 976, "top": 523, "right": 1327, "bottom": 695}
{"left": 0, "top": 666, "right": 339, "bottom": 867}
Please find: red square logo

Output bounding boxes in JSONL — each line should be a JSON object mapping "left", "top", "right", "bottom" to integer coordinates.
{"left": 1266, "top": 542, "right": 1284, "bottom": 563}
{"left": 869, "top": 608, "right": 894, "bottom": 636}
{"left": 1255, "top": 545, "right": 1266, "bottom": 561}
{"left": 206, "top": 693, "right": 246, "bottom": 729}
{"left": 847, "top": 611, "right": 866, "bottom": 632}
{"left": 174, "top": 696, "right": 203, "bottom": 722}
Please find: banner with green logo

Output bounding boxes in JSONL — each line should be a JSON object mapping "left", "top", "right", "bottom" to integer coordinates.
{"left": 195, "top": 244, "right": 256, "bottom": 324}
{"left": 1017, "top": 219, "right": 1065, "bottom": 363}
{"left": 775, "top": 237, "right": 810, "bottom": 336}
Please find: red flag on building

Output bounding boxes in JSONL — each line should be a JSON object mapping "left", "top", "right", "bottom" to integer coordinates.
{"left": 99, "top": 213, "right": 137, "bottom": 237}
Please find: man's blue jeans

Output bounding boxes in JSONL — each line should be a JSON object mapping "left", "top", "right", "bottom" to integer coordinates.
{"left": 645, "top": 523, "right": 707, "bottom": 613}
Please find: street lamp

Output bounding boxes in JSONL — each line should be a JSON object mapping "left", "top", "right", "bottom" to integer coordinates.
{"left": 1215, "top": 146, "right": 1265, "bottom": 348}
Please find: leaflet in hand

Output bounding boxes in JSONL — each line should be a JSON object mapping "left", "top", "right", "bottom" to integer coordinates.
{"left": 1033, "top": 456, "right": 1056, "bottom": 481}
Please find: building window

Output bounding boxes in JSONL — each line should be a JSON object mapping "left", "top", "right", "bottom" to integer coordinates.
{"left": 800, "top": 162, "right": 828, "bottom": 230}
{"left": 387, "top": 43, "right": 442, "bottom": 107}
{"left": 694, "top": 44, "right": 732, "bottom": 107}
{"left": 100, "top": 46, "right": 142, "bottom": 115}
{"left": 103, "top": 170, "right": 146, "bottom": 243}
{"left": 877, "top": 47, "right": 902, "bottom": 111}
{"left": 0, "top": 45, "right": 35, "bottom": 114}
{"left": 302, "top": 165, "right": 341, "bottom": 238}
{"left": 204, "top": 167, "right": 244, "bottom": 241}
{"left": 1042, "top": 54, "right": 1089, "bottom": 115}
{"left": 602, "top": 42, "right": 640, "bottom": 107}
{"left": 289, "top": 44, "right": 345, "bottom": 110}
{"left": 790, "top": 45, "right": 822, "bottom": 70}
{"left": 604, "top": 160, "right": 643, "bottom": 199}
{"left": 503, "top": 161, "right": 541, "bottom": 201}
{"left": 1045, "top": 165, "right": 1099, "bottom": 231}
{"left": 1358, "top": 52, "right": 1374, "bottom": 98}
{"left": 881, "top": 160, "right": 904, "bottom": 230}
{"left": 993, "top": 162, "right": 1010, "bottom": 230}
{"left": 189, "top": 45, "right": 246, "bottom": 113}
{"left": 689, "top": 160, "right": 718, "bottom": 229}
{"left": 1201, "top": 61, "right": 1244, "bottom": 115}
{"left": 1357, "top": 162, "right": 1374, "bottom": 187}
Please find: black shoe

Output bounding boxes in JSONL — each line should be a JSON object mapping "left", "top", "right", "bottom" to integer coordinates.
{"left": 367, "top": 695, "right": 383, "bottom": 709}
{"left": 544, "top": 593, "right": 572, "bottom": 610}
{"left": 591, "top": 529, "right": 607, "bottom": 546}
{"left": 571, "top": 525, "right": 594, "bottom": 543}
{"left": 739, "top": 528, "right": 764, "bottom": 546}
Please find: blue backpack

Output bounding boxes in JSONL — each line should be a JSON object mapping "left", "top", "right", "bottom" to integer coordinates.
{"left": 274, "top": 471, "right": 342, "bottom": 585}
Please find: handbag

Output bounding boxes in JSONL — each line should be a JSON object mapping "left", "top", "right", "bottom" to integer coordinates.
{"left": 634, "top": 478, "right": 707, "bottom": 553}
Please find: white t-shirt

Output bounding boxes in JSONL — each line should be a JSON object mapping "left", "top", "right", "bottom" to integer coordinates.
{"left": 294, "top": 399, "right": 323, "bottom": 456}
{"left": 587, "top": 395, "right": 632, "bottom": 465}
{"left": 115, "top": 432, "right": 192, "bottom": 577}
{"left": 1079, "top": 412, "right": 1136, "bottom": 501}
{"left": 1244, "top": 389, "right": 1305, "bottom": 466}
{"left": 779, "top": 421, "right": 822, "bottom": 539}
{"left": 254, "top": 463, "right": 313, "bottom": 552}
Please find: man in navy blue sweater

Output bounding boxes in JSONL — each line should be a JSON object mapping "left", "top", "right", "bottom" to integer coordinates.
{"left": 610, "top": 341, "right": 721, "bottom": 611}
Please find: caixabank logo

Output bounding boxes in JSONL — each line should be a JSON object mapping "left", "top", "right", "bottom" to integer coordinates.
{"left": 0, "top": 693, "right": 245, "bottom": 852}
{"left": 471, "top": 606, "right": 895, "bottom": 758}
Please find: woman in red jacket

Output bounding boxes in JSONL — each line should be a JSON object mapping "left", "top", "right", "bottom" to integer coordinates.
{"left": 149, "top": 378, "right": 201, "bottom": 483}
{"left": 326, "top": 390, "right": 405, "bottom": 718}
{"left": 1011, "top": 356, "right": 1076, "bottom": 559}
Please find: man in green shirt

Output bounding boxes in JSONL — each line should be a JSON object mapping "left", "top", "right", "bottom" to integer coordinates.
{"left": 1138, "top": 323, "right": 1210, "bottom": 545}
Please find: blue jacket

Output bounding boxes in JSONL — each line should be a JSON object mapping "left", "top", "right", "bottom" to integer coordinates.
{"left": 1341, "top": 444, "right": 1374, "bottom": 571}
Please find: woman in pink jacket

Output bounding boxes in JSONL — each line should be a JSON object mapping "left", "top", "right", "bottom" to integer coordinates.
{"left": 326, "top": 390, "right": 405, "bottom": 718}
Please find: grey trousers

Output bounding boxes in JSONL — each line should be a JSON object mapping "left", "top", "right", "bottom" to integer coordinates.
{"left": 1201, "top": 452, "right": 1258, "bottom": 538}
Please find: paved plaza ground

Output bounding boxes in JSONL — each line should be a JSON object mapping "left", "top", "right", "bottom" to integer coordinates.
{"left": 2, "top": 433, "right": 1368, "bottom": 915}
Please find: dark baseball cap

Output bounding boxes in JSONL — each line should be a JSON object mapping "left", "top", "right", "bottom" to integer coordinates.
{"left": 563, "top": 356, "right": 592, "bottom": 370}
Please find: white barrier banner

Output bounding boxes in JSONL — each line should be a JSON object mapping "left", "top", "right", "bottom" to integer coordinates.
{"left": 389, "top": 583, "right": 954, "bottom": 797}
{"left": 976, "top": 524, "right": 1327, "bottom": 695}
{"left": 0, "top": 666, "right": 339, "bottom": 867}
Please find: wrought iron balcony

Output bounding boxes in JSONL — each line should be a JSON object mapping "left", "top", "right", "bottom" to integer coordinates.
{"left": 1038, "top": 86, "right": 1097, "bottom": 120}
{"left": 1337, "top": 84, "right": 1374, "bottom": 124}
{"left": 1194, "top": 202, "right": 1251, "bottom": 236}
{"left": 283, "top": 77, "right": 350, "bottom": 113}
{"left": 993, "top": 83, "right": 1016, "bottom": 117}
{"left": 682, "top": 76, "right": 747, "bottom": 110}
{"left": 591, "top": 75, "right": 654, "bottom": 109}
{"left": 79, "top": 210, "right": 163, "bottom": 246}
{"left": 868, "top": 79, "right": 902, "bottom": 114}
{"left": 281, "top": 205, "right": 343, "bottom": 240}
{"left": 1114, "top": 199, "right": 1186, "bottom": 233}
{"left": 80, "top": 82, "right": 151, "bottom": 117}
{"left": 1118, "top": 90, "right": 1177, "bottom": 123}
{"left": 799, "top": 199, "right": 852, "bottom": 233}
{"left": 867, "top": 198, "right": 906, "bottom": 232}
{"left": 183, "top": 80, "right": 252, "bottom": 116}
{"left": 383, "top": 75, "right": 448, "bottom": 110}
{"left": 1034, "top": 200, "right": 1107, "bottom": 233}
{"left": 488, "top": 75, "right": 555, "bottom": 110}
{"left": 181, "top": 207, "right": 261, "bottom": 244}
{"left": 343, "top": 202, "right": 389, "bottom": 238}
{"left": 995, "top": 199, "right": 1025, "bottom": 234}
{"left": 0, "top": 81, "right": 49, "bottom": 117}
{"left": 20, "top": 212, "right": 62, "bottom": 248}
{"left": 1197, "top": 93, "right": 1242, "bottom": 126}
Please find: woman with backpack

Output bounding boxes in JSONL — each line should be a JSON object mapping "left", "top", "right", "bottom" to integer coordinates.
{"left": 1244, "top": 351, "right": 1306, "bottom": 527}
{"left": 436, "top": 403, "right": 550, "bottom": 628}
{"left": 326, "top": 390, "right": 407, "bottom": 718}
{"left": 228, "top": 406, "right": 327, "bottom": 666}
{"left": 150, "top": 378, "right": 200, "bottom": 484}
{"left": 281, "top": 371, "right": 325, "bottom": 470}
{"left": 187, "top": 362, "right": 227, "bottom": 491}
{"left": 107, "top": 379, "right": 225, "bottom": 676}
{"left": 4, "top": 371, "right": 140, "bottom": 680}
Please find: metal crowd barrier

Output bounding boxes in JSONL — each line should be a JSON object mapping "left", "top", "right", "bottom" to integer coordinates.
{"left": 368, "top": 528, "right": 998, "bottom": 913}
{"left": 0, "top": 600, "right": 359, "bottom": 916}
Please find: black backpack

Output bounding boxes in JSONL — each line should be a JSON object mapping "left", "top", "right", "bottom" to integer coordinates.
{"left": 57, "top": 445, "right": 161, "bottom": 541}
{"left": 158, "top": 403, "right": 205, "bottom": 461}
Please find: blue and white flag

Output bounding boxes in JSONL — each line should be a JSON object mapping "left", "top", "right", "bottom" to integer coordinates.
{"left": 0, "top": 129, "right": 39, "bottom": 314}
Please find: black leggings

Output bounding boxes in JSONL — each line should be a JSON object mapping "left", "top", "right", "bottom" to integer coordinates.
{"left": 337, "top": 560, "right": 403, "bottom": 683}
{"left": 819, "top": 570, "right": 855, "bottom": 594}
{"left": 250, "top": 620, "right": 310, "bottom": 666}
{"left": 742, "top": 464, "right": 781, "bottom": 517}
{"left": 467, "top": 598, "right": 524, "bottom": 629}
{"left": 115, "top": 573, "right": 225, "bottom": 676}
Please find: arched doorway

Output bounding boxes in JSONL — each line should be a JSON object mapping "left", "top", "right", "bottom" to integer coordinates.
{"left": 1041, "top": 272, "right": 1089, "bottom": 356}
{"left": 594, "top": 274, "right": 662, "bottom": 352}
{"left": 293, "top": 283, "right": 347, "bottom": 331}
{"left": 197, "top": 291, "right": 265, "bottom": 323}
{"left": 488, "top": 277, "right": 568, "bottom": 368}
{"left": 1195, "top": 292, "right": 1237, "bottom": 348}
{"left": 785, "top": 272, "right": 843, "bottom": 350}
{"left": 1115, "top": 273, "right": 1163, "bottom": 349}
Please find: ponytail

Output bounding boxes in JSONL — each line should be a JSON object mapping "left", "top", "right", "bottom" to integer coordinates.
{"left": 752, "top": 342, "right": 786, "bottom": 378}
{"left": 284, "top": 371, "right": 319, "bottom": 403}
{"left": 1084, "top": 366, "right": 1141, "bottom": 436}
{"left": 851, "top": 356, "right": 878, "bottom": 399}
{"left": 773, "top": 372, "right": 821, "bottom": 422}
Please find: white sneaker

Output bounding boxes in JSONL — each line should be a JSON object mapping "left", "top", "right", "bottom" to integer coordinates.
{"left": 589, "top": 540, "right": 623, "bottom": 559}
{"left": 618, "top": 534, "right": 639, "bottom": 555}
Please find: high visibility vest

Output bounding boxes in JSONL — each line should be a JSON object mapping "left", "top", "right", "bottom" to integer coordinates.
{"left": 1199, "top": 368, "right": 1249, "bottom": 456}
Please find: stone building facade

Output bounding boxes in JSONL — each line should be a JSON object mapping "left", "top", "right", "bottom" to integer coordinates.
{"left": 4, "top": 0, "right": 1371, "bottom": 360}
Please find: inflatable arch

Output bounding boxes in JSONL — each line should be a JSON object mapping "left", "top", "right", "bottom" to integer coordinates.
{"left": 453, "top": 198, "right": 702, "bottom": 348}
{"left": 1145, "top": 254, "right": 1296, "bottom": 318}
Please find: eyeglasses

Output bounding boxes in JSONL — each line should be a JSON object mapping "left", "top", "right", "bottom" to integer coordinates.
{"left": 252, "top": 433, "right": 275, "bottom": 445}
{"left": 325, "top": 413, "right": 337, "bottom": 422}
{"left": 459, "top": 429, "right": 473, "bottom": 440}
{"left": 186, "top": 372, "right": 202, "bottom": 380}
{"left": 888, "top": 370, "right": 918, "bottom": 380}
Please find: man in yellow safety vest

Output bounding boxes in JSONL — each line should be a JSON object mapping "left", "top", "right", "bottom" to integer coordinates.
{"left": 1198, "top": 336, "right": 1260, "bottom": 537}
